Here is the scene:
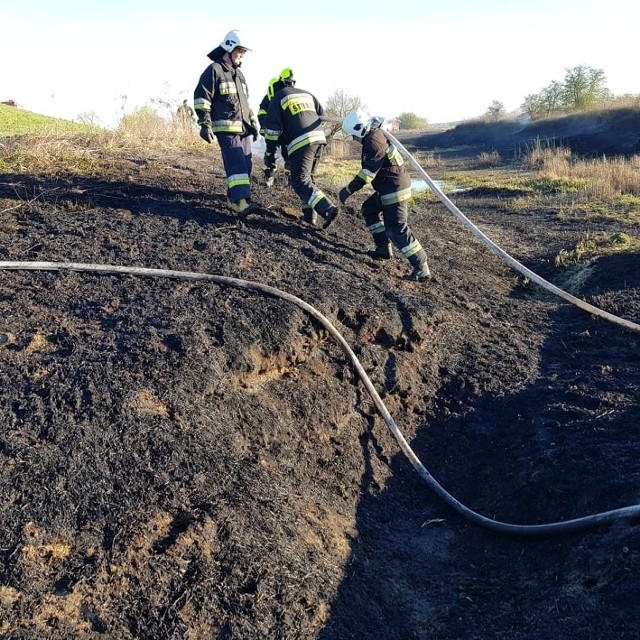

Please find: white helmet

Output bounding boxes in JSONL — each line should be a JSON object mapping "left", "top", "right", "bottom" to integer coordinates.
{"left": 343, "top": 108, "right": 373, "bottom": 139}
{"left": 220, "top": 30, "right": 250, "bottom": 52}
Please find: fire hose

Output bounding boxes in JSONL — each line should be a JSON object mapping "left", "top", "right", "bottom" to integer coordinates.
{"left": 1, "top": 260, "right": 639, "bottom": 536}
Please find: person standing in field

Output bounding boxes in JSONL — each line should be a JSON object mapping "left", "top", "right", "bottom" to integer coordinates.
{"left": 339, "top": 108, "right": 431, "bottom": 281}
{"left": 176, "top": 99, "right": 195, "bottom": 126}
{"left": 194, "top": 29, "right": 261, "bottom": 215}
{"left": 262, "top": 73, "right": 339, "bottom": 228}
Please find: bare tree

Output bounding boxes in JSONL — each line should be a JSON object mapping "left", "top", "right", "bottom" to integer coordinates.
{"left": 324, "top": 89, "right": 362, "bottom": 137}
{"left": 487, "top": 100, "right": 505, "bottom": 120}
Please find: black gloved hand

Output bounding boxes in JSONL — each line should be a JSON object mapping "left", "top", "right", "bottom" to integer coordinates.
{"left": 199, "top": 125, "right": 214, "bottom": 144}
{"left": 338, "top": 187, "right": 351, "bottom": 204}
{"left": 263, "top": 151, "right": 276, "bottom": 172}
{"left": 250, "top": 114, "right": 261, "bottom": 142}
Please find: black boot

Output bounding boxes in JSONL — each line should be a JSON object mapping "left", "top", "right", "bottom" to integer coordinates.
{"left": 407, "top": 260, "right": 432, "bottom": 281}
{"left": 322, "top": 206, "right": 339, "bottom": 229}
{"left": 367, "top": 243, "right": 393, "bottom": 260}
{"left": 302, "top": 207, "right": 318, "bottom": 226}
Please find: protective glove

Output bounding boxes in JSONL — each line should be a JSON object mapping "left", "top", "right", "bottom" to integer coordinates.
{"left": 338, "top": 186, "right": 351, "bottom": 204}
{"left": 250, "top": 114, "right": 261, "bottom": 142}
{"left": 263, "top": 151, "right": 277, "bottom": 173}
{"left": 199, "top": 125, "right": 214, "bottom": 144}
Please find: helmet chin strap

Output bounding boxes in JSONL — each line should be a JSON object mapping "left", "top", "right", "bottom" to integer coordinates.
{"left": 223, "top": 52, "right": 241, "bottom": 69}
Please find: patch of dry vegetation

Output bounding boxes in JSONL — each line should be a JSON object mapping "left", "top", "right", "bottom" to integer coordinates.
{"left": 509, "top": 145, "right": 640, "bottom": 226}
{"left": 0, "top": 107, "right": 202, "bottom": 177}
{"left": 523, "top": 140, "right": 640, "bottom": 199}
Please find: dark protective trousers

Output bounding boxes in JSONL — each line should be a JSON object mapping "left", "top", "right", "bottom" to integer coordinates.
{"left": 262, "top": 142, "right": 290, "bottom": 179}
{"left": 278, "top": 142, "right": 290, "bottom": 173}
{"left": 215, "top": 133, "right": 253, "bottom": 203}
{"left": 288, "top": 143, "right": 334, "bottom": 216}
{"left": 361, "top": 193, "right": 428, "bottom": 269}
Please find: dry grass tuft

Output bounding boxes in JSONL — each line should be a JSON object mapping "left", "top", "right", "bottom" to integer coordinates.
{"left": 522, "top": 139, "right": 573, "bottom": 170}
{"left": 476, "top": 150, "right": 502, "bottom": 167}
{"left": 563, "top": 155, "right": 640, "bottom": 198}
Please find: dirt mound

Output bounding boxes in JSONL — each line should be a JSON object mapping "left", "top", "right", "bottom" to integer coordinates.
{"left": 0, "top": 144, "right": 639, "bottom": 638}
{"left": 404, "top": 107, "right": 640, "bottom": 158}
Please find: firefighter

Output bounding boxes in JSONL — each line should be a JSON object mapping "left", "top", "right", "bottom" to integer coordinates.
{"left": 339, "top": 109, "right": 431, "bottom": 281}
{"left": 194, "top": 29, "right": 261, "bottom": 214}
{"left": 262, "top": 72, "right": 339, "bottom": 228}
{"left": 257, "top": 77, "right": 280, "bottom": 134}
{"left": 256, "top": 72, "right": 290, "bottom": 187}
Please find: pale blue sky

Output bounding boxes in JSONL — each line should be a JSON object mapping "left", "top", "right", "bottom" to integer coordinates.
{"left": 1, "top": 0, "right": 637, "bottom": 127}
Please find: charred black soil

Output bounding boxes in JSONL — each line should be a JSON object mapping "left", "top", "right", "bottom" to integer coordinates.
{"left": 407, "top": 107, "right": 640, "bottom": 159}
{"left": 0, "top": 132, "right": 639, "bottom": 639}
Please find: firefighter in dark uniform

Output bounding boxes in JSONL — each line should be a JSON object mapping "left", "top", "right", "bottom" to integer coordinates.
{"left": 262, "top": 74, "right": 339, "bottom": 229}
{"left": 194, "top": 30, "right": 260, "bottom": 214}
{"left": 339, "top": 109, "right": 431, "bottom": 281}
{"left": 257, "top": 77, "right": 279, "bottom": 133}
{"left": 256, "top": 71, "right": 291, "bottom": 187}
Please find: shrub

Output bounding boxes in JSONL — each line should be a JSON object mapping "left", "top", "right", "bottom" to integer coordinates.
{"left": 397, "top": 112, "right": 428, "bottom": 130}
{"left": 609, "top": 232, "right": 630, "bottom": 245}
{"left": 476, "top": 150, "right": 501, "bottom": 167}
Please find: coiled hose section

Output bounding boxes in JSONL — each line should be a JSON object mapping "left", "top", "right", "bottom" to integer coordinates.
{"left": 1, "top": 260, "right": 639, "bottom": 536}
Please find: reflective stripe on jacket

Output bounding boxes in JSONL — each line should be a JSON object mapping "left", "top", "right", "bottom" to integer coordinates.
{"left": 194, "top": 59, "right": 253, "bottom": 134}
{"left": 257, "top": 94, "right": 270, "bottom": 134}
{"left": 346, "top": 127, "right": 410, "bottom": 197}
{"left": 262, "top": 86, "right": 326, "bottom": 156}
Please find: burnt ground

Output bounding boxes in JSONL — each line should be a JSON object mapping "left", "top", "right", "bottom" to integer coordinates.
{"left": 0, "top": 130, "right": 639, "bottom": 639}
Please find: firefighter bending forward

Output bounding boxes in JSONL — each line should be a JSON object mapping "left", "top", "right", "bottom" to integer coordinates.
{"left": 262, "top": 76, "right": 339, "bottom": 229}
{"left": 256, "top": 69, "right": 292, "bottom": 187}
{"left": 339, "top": 109, "right": 431, "bottom": 281}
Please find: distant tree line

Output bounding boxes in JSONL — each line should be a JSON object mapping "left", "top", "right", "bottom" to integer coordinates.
{"left": 522, "top": 65, "right": 612, "bottom": 119}
{"left": 326, "top": 64, "right": 639, "bottom": 133}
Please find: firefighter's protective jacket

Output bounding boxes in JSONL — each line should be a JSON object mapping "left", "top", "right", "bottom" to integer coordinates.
{"left": 194, "top": 52, "right": 257, "bottom": 135}
{"left": 346, "top": 128, "right": 411, "bottom": 205}
{"left": 257, "top": 78, "right": 283, "bottom": 134}
{"left": 262, "top": 86, "right": 326, "bottom": 156}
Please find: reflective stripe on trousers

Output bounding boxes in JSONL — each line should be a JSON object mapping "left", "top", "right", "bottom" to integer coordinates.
{"left": 288, "top": 143, "right": 334, "bottom": 216}
{"left": 215, "top": 133, "right": 253, "bottom": 202}
{"left": 362, "top": 192, "right": 428, "bottom": 267}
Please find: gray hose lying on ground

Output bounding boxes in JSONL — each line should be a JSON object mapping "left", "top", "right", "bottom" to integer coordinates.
{"left": 1, "top": 260, "right": 639, "bottom": 536}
